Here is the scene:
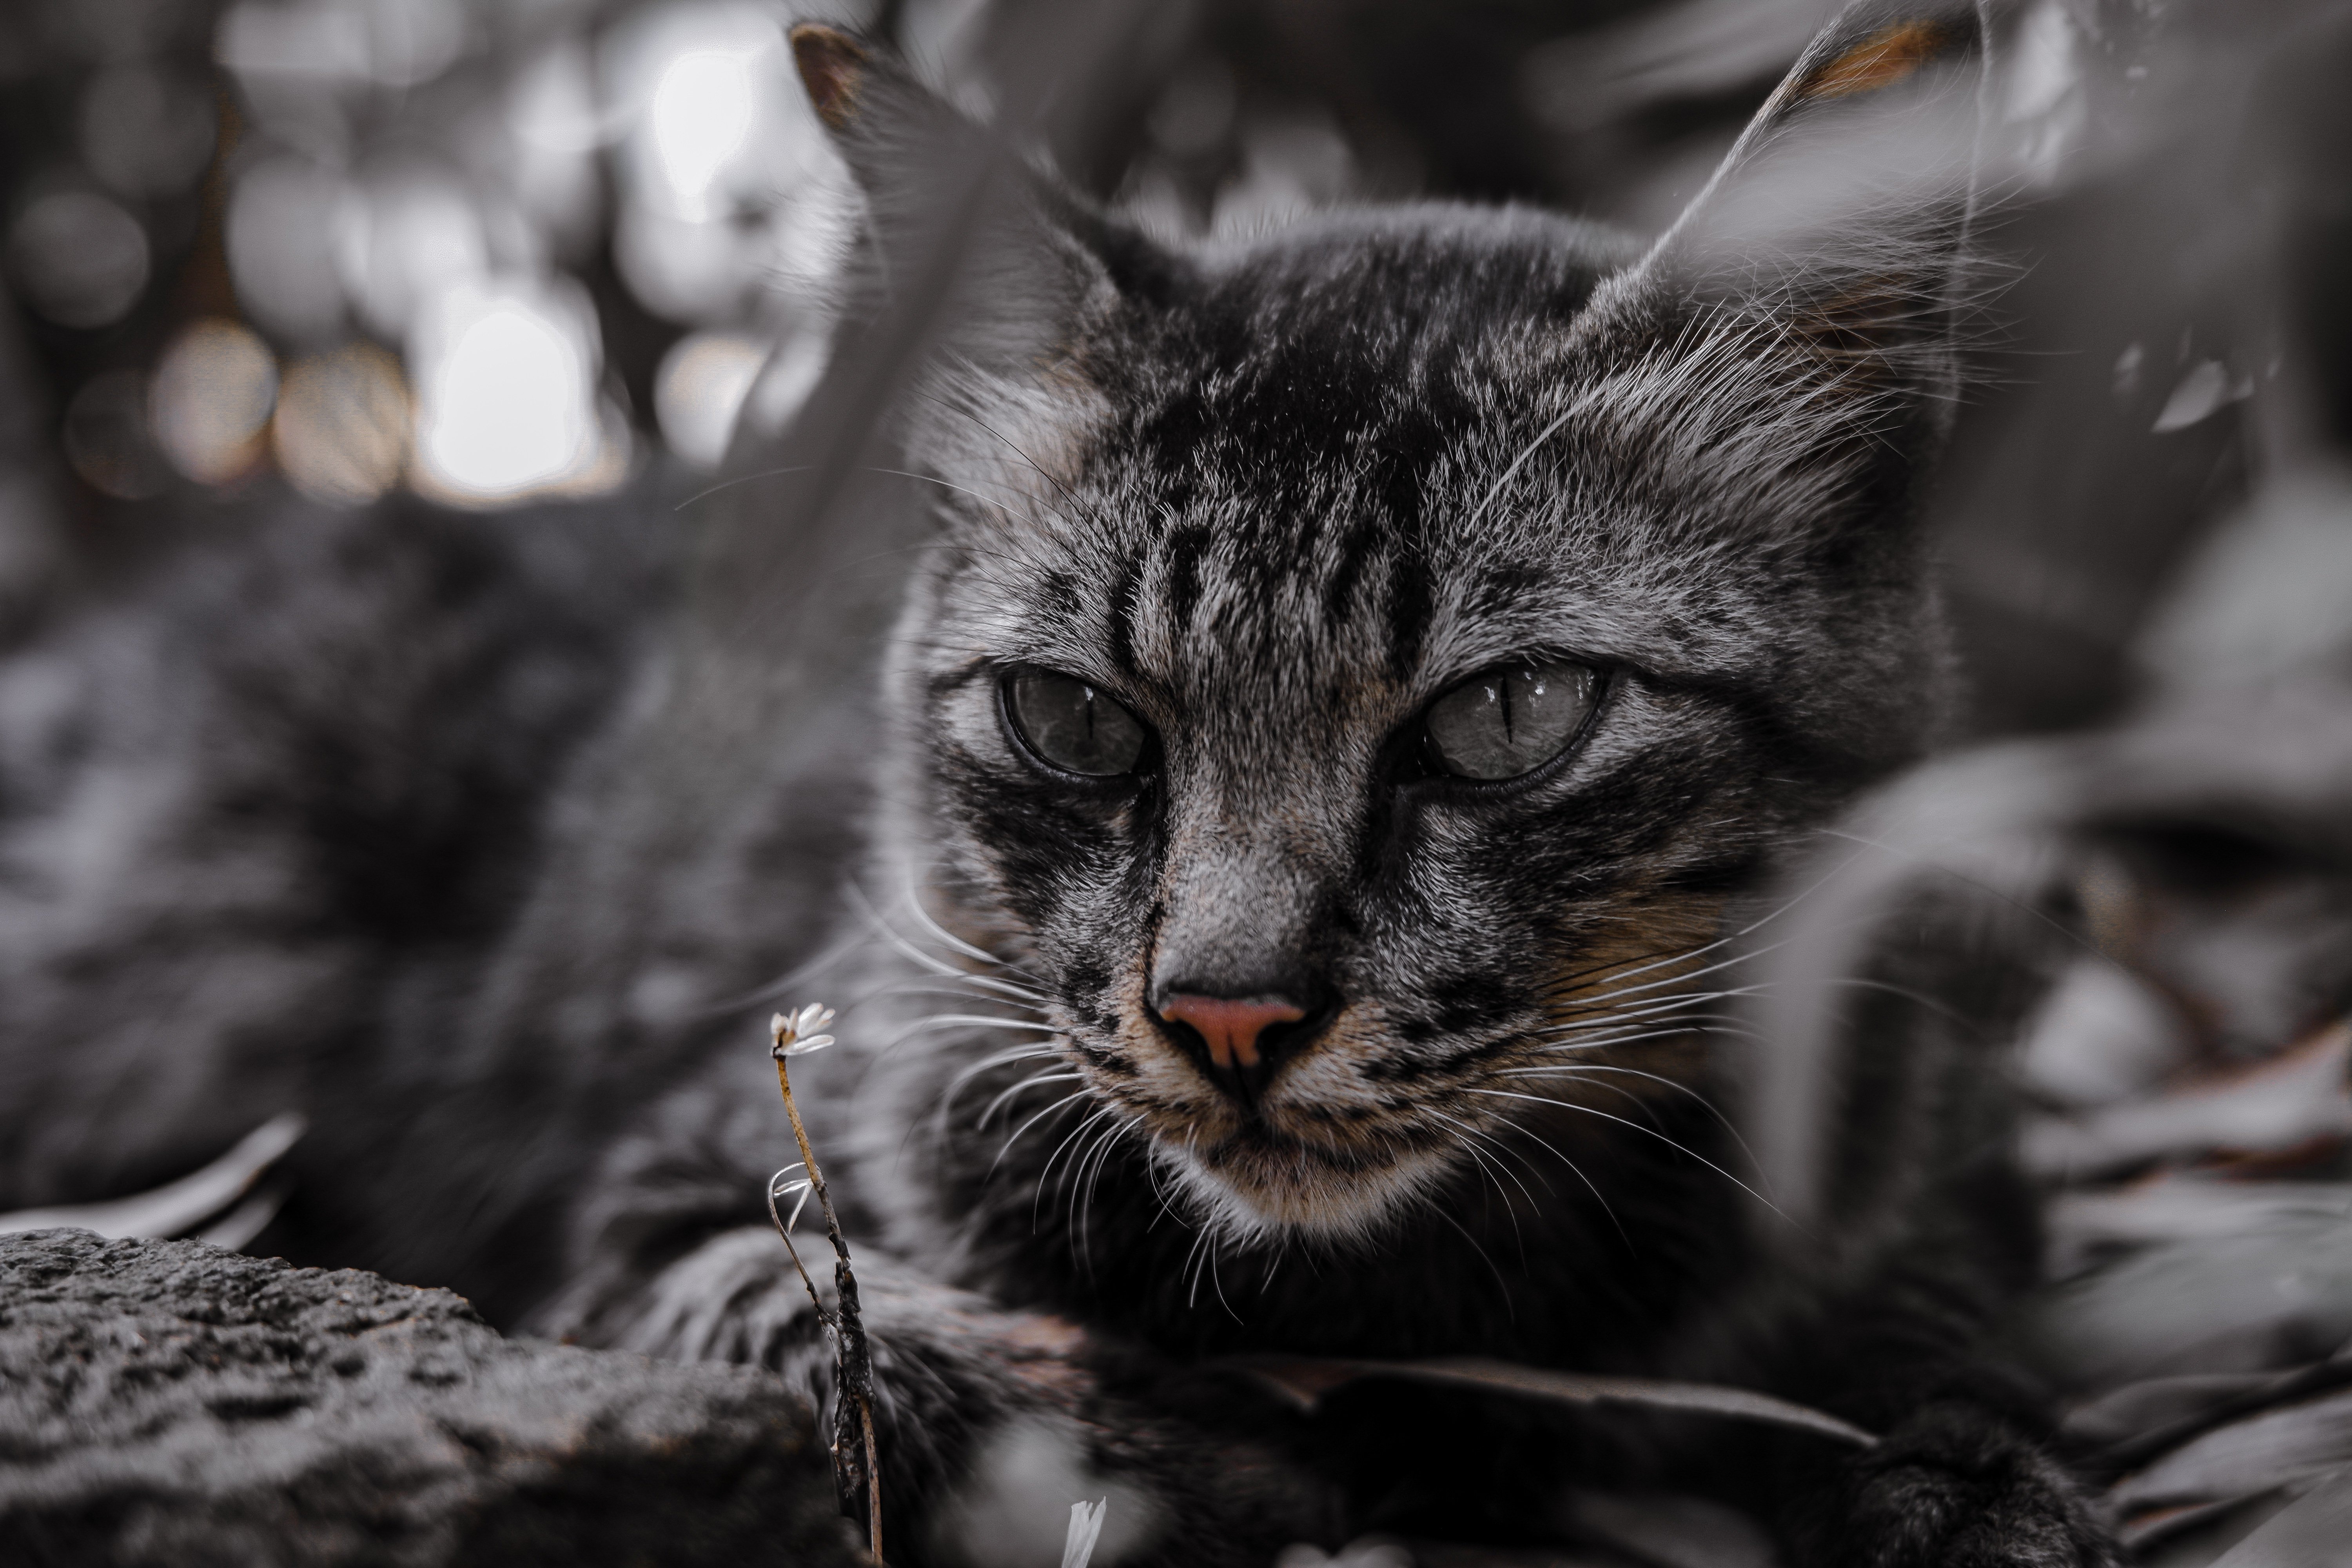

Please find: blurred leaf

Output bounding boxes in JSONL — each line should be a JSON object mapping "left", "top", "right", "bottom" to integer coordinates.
{"left": 2067, "top": 1370, "right": 2308, "bottom": 1453}
{"left": 2045, "top": 1175, "right": 2352, "bottom": 1278}
{"left": 2024, "top": 1023, "right": 2352, "bottom": 1183}
{"left": 0, "top": 1112, "right": 304, "bottom": 1245}
{"left": 2204, "top": 1467, "right": 2352, "bottom": 1568}
{"left": 2029, "top": 1214, "right": 2352, "bottom": 1388}
{"left": 1230, "top": 1355, "right": 1875, "bottom": 1447}
{"left": 2113, "top": 1388, "right": 2352, "bottom": 1516}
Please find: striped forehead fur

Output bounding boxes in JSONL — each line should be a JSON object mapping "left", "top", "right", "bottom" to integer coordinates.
{"left": 915, "top": 299, "right": 1922, "bottom": 710}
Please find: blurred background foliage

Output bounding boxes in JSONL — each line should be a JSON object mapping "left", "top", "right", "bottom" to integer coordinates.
{"left": 0, "top": 0, "right": 2324, "bottom": 747}
{"left": 0, "top": 0, "right": 1846, "bottom": 515}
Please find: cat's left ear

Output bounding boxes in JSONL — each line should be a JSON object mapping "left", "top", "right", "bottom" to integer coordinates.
{"left": 1608, "top": 0, "right": 1988, "bottom": 397}
{"left": 788, "top": 24, "right": 1143, "bottom": 378}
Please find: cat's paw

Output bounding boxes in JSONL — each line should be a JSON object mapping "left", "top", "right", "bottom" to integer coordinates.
{"left": 603, "top": 1222, "right": 828, "bottom": 1365}
{"left": 606, "top": 1230, "right": 1333, "bottom": 1565}
{"left": 1816, "top": 1403, "right": 2116, "bottom": 1568}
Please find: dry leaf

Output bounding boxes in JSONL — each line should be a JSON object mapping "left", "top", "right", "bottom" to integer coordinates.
{"left": 1230, "top": 1355, "right": 1876, "bottom": 1447}
{"left": 2112, "top": 1388, "right": 2352, "bottom": 1516}
{"left": 2202, "top": 1468, "right": 2352, "bottom": 1568}
{"left": 0, "top": 1112, "right": 305, "bottom": 1246}
{"left": 2024, "top": 1023, "right": 2352, "bottom": 1183}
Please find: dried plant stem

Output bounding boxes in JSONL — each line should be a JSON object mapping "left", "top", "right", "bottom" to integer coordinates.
{"left": 769, "top": 1017, "right": 884, "bottom": 1565}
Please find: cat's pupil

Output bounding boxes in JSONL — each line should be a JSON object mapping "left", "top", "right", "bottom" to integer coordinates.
{"left": 1425, "top": 660, "right": 1599, "bottom": 780}
{"left": 1007, "top": 671, "right": 1148, "bottom": 776}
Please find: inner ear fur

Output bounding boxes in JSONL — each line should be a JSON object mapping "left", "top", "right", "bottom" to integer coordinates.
{"left": 789, "top": 24, "right": 867, "bottom": 131}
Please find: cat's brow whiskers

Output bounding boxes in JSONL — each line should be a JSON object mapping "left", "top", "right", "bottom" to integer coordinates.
{"left": 668, "top": 463, "right": 813, "bottom": 514}
{"left": 916, "top": 392, "right": 1119, "bottom": 537}
{"left": 862, "top": 464, "right": 1045, "bottom": 526}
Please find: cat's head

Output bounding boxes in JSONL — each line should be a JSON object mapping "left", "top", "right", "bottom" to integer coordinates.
{"left": 794, "top": 5, "right": 1985, "bottom": 1245}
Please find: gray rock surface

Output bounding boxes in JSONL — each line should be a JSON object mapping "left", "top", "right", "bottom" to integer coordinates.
{"left": 0, "top": 1229, "right": 862, "bottom": 1567}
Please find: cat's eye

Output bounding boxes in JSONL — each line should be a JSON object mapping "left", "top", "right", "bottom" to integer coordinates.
{"left": 1423, "top": 660, "right": 1600, "bottom": 781}
{"left": 1005, "top": 671, "right": 1148, "bottom": 777}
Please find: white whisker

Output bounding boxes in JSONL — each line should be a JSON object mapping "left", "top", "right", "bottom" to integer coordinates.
{"left": 1464, "top": 1088, "right": 1778, "bottom": 1216}
{"left": 978, "top": 1070, "right": 1085, "bottom": 1130}
{"left": 987, "top": 1090, "right": 1094, "bottom": 1179}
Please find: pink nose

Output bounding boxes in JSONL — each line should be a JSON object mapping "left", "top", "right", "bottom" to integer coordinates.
{"left": 1157, "top": 995, "right": 1307, "bottom": 1071}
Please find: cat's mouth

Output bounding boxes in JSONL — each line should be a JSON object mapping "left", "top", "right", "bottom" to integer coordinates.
{"left": 1085, "top": 1004, "right": 1479, "bottom": 1238}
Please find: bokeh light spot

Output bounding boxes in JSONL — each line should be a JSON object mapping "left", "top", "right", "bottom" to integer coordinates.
{"left": 273, "top": 340, "right": 410, "bottom": 507}
{"left": 81, "top": 64, "right": 218, "bottom": 198}
{"left": 410, "top": 278, "right": 604, "bottom": 505}
{"left": 6, "top": 191, "right": 150, "bottom": 330}
{"left": 651, "top": 49, "right": 755, "bottom": 218}
{"left": 334, "top": 172, "right": 487, "bottom": 341}
{"left": 228, "top": 158, "right": 350, "bottom": 341}
{"left": 62, "top": 370, "right": 171, "bottom": 500}
{"left": 151, "top": 319, "right": 280, "bottom": 486}
{"left": 655, "top": 330, "right": 767, "bottom": 468}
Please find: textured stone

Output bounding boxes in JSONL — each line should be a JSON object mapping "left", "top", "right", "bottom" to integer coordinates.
{"left": 0, "top": 1229, "right": 862, "bottom": 1567}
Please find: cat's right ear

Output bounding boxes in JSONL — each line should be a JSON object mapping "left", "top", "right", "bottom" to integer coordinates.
{"left": 1604, "top": 0, "right": 1989, "bottom": 403}
{"left": 787, "top": 24, "right": 1130, "bottom": 377}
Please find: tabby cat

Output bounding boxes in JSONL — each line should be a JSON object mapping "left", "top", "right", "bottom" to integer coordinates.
{"left": 545, "top": 5, "right": 2116, "bottom": 1563}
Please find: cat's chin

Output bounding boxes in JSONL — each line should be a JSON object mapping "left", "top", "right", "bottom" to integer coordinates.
{"left": 1153, "top": 1134, "right": 1452, "bottom": 1249}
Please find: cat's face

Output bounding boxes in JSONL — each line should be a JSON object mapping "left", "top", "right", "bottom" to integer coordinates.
{"left": 887, "top": 209, "right": 1946, "bottom": 1243}
{"left": 799, "top": 11, "right": 1981, "bottom": 1245}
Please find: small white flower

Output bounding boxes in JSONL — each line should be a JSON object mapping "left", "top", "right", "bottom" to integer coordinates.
{"left": 1061, "top": 1498, "right": 1108, "bottom": 1568}
{"left": 771, "top": 1004, "right": 838, "bottom": 1056}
